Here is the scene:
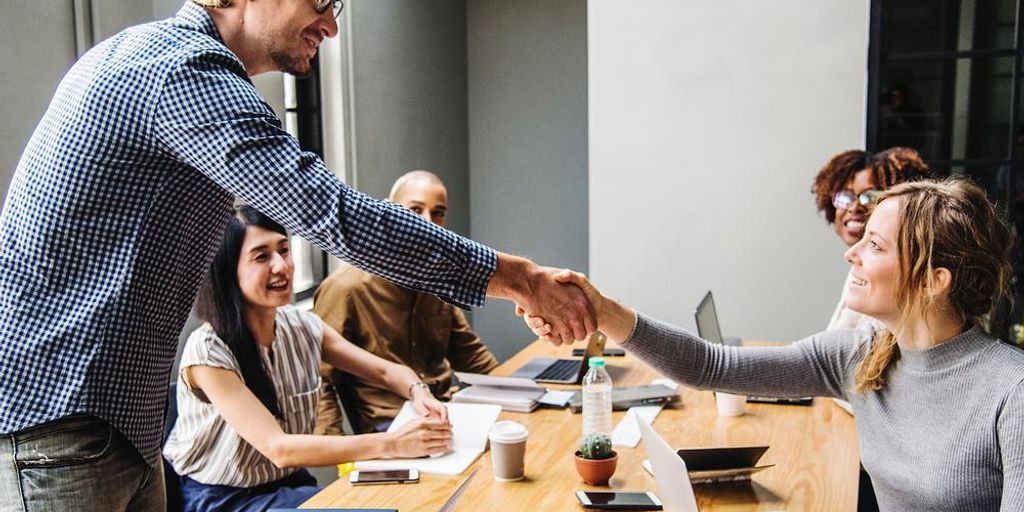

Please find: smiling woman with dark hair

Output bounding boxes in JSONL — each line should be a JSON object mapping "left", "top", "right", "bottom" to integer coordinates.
{"left": 163, "top": 206, "right": 452, "bottom": 512}
{"left": 527, "top": 179, "right": 1024, "bottom": 512}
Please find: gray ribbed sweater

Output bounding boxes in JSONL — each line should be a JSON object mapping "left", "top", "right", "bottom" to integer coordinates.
{"left": 623, "top": 314, "right": 1024, "bottom": 512}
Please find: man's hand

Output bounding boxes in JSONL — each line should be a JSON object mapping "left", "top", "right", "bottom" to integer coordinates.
{"left": 410, "top": 384, "right": 449, "bottom": 424}
{"left": 487, "top": 254, "right": 596, "bottom": 346}
{"left": 519, "top": 269, "right": 637, "bottom": 344}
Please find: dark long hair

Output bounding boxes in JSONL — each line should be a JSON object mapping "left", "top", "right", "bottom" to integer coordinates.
{"left": 195, "top": 205, "right": 287, "bottom": 417}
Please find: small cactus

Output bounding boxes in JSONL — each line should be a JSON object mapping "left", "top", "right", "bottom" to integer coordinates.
{"left": 579, "top": 432, "right": 614, "bottom": 460}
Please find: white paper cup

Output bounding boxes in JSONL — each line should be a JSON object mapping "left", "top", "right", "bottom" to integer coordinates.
{"left": 715, "top": 392, "right": 747, "bottom": 417}
{"left": 488, "top": 421, "right": 529, "bottom": 481}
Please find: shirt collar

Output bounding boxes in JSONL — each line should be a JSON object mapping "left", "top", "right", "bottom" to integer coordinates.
{"left": 175, "top": 1, "right": 225, "bottom": 45}
{"left": 898, "top": 326, "right": 994, "bottom": 372}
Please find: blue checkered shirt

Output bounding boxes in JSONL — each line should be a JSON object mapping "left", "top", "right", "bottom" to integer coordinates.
{"left": 0, "top": 2, "right": 496, "bottom": 464}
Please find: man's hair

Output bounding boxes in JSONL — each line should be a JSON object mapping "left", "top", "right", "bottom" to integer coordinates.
{"left": 195, "top": 205, "right": 288, "bottom": 417}
{"left": 812, "top": 147, "right": 930, "bottom": 224}
{"left": 853, "top": 178, "right": 1015, "bottom": 392}
{"left": 191, "top": 0, "right": 231, "bottom": 8}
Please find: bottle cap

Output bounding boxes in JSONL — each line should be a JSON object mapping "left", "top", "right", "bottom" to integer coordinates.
{"left": 588, "top": 357, "right": 606, "bottom": 368}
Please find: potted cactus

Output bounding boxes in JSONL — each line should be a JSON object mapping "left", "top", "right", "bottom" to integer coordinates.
{"left": 574, "top": 432, "right": 618, "bottom": 485}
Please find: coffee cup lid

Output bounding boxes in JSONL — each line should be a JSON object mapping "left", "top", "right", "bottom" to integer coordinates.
{"left": 488, "top": 420, "right": 528, "bottom": 443}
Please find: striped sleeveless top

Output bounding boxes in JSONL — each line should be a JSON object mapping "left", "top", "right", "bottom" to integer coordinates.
{"left": 163, "top": 305, "right": 323, "bottom": 487}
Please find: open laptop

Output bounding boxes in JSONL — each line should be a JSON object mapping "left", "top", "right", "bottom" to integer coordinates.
{"left": 639, "top": 420, "right": 700, "bottom": 512}
{"left": 509, "top": 332, "right": 606, "bottom": 384}
{"left": 694, "top": 291, "right": 812, "bottom": 406}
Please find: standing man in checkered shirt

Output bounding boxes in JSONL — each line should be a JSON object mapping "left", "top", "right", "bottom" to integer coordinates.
{"left": 0, "top": 1, "right": 594, "bottom": 510}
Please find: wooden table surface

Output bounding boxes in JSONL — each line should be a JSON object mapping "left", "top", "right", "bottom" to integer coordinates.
{"left": 302, "top": 339, "right": 860, "bottom": 511}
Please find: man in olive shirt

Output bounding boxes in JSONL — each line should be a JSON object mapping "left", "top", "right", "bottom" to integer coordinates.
{"left": 315, "top": 171, "right": 499, "bottom": 434}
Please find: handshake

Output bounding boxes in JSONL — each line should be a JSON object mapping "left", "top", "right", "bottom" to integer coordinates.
{"left": 487, "top": 254, "right": 625, "bottom": 346}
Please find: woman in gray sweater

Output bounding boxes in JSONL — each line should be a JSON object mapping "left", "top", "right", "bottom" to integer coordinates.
{"left": 528, "top": 179, "right": 1023, "bottom": 512}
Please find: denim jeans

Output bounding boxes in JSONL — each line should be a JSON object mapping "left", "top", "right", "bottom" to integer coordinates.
{"left": 0, "top": 415, "right": 164, "bottom": 512}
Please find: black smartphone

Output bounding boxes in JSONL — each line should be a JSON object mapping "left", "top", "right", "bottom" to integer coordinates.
{"left": 573, "top": 347, "right": 626, "bottom": 357}
{"left": 576, "top": 491, "right": 663, "bottom": 510}
{"left": 348, "top": 469, "right": 420, "bottom": 485}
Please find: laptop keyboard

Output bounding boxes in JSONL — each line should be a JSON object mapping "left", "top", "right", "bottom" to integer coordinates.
{"left": 535, "top": 359, "right": 580, "bottom": 381}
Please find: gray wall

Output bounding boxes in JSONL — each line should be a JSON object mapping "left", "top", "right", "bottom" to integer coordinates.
{"left": 1, "top": 1, "right": 158, "bottom": 205}
{"left": 467, "top": 0, "right": 589, "bottom": 361}
{"left": 0, "top": 2, "right": 77, "bottom": 206}
{"left": 347, "top": 0, "right": 470, "bottom": 236}
{"left": 589, "top": 0, "right": 868, "bottom": 342}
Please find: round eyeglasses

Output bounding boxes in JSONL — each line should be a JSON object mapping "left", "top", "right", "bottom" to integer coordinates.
{"left": 833, "top": 189, "right": 880, "bottom": 210}
{"left": 313, "top": 0, "right": 344, "bottom": 18}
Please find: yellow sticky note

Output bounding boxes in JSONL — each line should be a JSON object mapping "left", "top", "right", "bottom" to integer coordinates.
{"left": 337, "top": 462, "right": 355, "bottom": 478}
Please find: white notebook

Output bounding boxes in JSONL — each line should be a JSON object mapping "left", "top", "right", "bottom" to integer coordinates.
{"left": 356, "top": 402, "right": 501, "bottom": 475}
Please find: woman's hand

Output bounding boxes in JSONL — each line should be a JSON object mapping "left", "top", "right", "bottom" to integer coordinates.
{"left": 517, "top": 269, "right": 637, "bottom": 343}
{"left": 384, "top": 416, "right": 453, "bottom": 458}
{"left": 411, "top": 385, "right": 449, "bottom": 424}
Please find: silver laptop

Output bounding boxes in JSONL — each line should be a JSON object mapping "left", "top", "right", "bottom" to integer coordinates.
{"left": 695, "top": 290, "right": 812, "bottom": 406}
{"left": 639, "top": 420, "right": 700, "bottom": 512}
{"left": 510, "top": 332, "right": 606, "bottom": 384}
{"left": 693, "top": 291, "right": 741, "bottom": 347}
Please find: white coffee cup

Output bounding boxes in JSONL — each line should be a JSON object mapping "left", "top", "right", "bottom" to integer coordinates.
{"left": 488, "top": 421, "right": 529, "bottom": 481}
{"left": 715, "top": 392, "right": 747, "bottom": 417}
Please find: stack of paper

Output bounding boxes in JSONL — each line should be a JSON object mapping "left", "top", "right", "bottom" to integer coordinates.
{"left": 450, "top": 372, "right": 546, "bottom": 412}
{"left": 356, "top": 402, "right": 501, "bottom": 475}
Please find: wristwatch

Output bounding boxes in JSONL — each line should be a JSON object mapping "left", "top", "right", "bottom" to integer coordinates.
{"left": 408, "top": 381, "right": 430, "bottom": 397}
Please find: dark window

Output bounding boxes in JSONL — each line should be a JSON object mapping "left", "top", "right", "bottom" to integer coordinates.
{"left": 288, "top": 58, "right": 331, "bottom": 302}
{"left": 869, "top": 0, "right": 1024, "bottom": 343}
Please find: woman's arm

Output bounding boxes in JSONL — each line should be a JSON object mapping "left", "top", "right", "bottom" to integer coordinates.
{"left": 320, "top": 321, "right": 448, "bottom": 422}
{"left": 188, "top": 365, "right": 451, "bottom": 469}
{"left": 526, "top": 270, "right": 855, "bottom": 399}
{"left": 999, "top": 381, "right": 1024, "bottom": 509}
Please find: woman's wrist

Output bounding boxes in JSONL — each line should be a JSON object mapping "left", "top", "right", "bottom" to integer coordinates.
{"left": 408, "top": 381, "right": 430, "bottom": 399}
{"left": 601, "top": 299, "right": 638, "bottom": 343}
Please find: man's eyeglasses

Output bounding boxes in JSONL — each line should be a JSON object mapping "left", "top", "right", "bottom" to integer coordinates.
{"left": 314, "top": 0, "right": 344, "bottom": 18}
{"left": 833, "top": 189, "right": 880, "bottom": 210}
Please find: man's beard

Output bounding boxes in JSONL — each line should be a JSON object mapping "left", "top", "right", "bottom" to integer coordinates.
{"left": 271, "top": 51, "right": 312, "bottom": 77}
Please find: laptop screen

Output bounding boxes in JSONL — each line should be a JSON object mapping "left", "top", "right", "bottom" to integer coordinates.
{"left": 694, "top": 291, "right": 724, "bottom": 344}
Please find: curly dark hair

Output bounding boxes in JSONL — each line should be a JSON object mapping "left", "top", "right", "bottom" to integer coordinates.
{"left": 812, "top": 147, "right": 930, "bottom": 224}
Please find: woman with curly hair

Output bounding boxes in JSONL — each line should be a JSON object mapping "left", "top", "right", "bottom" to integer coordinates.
{"left": 812, "top": 147, "right": 930, "bottom": 330}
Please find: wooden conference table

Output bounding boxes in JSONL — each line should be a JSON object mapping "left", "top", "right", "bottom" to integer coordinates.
{"left": 303, "top": 339, "right": 860, "bottom": 511}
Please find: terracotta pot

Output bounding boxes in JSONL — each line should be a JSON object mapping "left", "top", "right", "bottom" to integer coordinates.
{"left": 574, "top": 450, "right": 618, "bottom": 485}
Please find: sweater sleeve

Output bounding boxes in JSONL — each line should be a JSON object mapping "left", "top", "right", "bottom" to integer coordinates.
{"left": 998, "top": 380, "right": 1024, "bottom": 510}
{"left": 622, "top": 313, "right": 866, "bottom": 399}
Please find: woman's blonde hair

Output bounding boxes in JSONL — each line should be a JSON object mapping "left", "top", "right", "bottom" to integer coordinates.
{"left": 853, "top": 178, "right": 1015, "bottom": 392}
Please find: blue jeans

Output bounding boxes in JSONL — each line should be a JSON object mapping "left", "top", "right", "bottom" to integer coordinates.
{"left": 0, "top": 415, "right": 164, "bottom": 512}
{"left": 179, "top": 468, "right": 320, "bottom": 512}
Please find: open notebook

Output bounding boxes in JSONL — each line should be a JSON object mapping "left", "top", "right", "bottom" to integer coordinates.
{"left": 355, "top": 402, "right": 501, "bottom": 475}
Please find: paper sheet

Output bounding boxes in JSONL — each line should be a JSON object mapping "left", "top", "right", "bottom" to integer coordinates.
{"left": 356, "top": 402, "right": 501, "bottom": 475}
{"left": 612, "top": 405, "right": 663, "bottom": 448}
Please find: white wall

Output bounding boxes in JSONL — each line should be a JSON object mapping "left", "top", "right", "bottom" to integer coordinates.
{"left": 589, "top": 0, "right": 868, "bottom": 341}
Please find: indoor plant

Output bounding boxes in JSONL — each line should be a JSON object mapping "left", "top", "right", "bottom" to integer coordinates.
{"left": 574, "top": 432, "right": 618, "bottom": 485}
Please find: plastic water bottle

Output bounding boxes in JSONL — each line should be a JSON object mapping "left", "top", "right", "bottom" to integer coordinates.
{"left": 582, "top": 357, "right": 613, "bottom": 437}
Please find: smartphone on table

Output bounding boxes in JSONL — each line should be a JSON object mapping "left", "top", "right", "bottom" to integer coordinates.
{"left": 348, "top": 469, "right": 420, "bottom": 485}
{"left": 576, "top": 491, "right": 663, "bottom": 510}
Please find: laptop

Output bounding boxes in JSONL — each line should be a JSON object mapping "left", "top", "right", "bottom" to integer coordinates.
{"left": 510, "top": 332, "right": 606, "bottom": 384}
{"left": 639, "top": 420, "right": 700, "bottom": 512}
{"left": 694, "top": 291, "right": 812, "bottom": 406}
